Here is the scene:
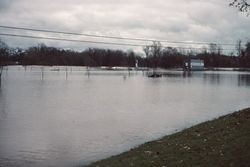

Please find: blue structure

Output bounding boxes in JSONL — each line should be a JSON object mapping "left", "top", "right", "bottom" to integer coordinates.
{"left": 184, "top": 59, "right": 204, "bottom": 71}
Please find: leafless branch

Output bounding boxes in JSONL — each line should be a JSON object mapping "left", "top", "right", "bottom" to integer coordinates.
{"left": 230, "top": 0, "right": 250, "bottom": 16}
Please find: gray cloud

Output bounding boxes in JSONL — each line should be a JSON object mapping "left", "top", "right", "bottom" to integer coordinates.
{"left": 0, "top": 0, "right": 12, "bottom": 11}
{"left": 0, "top": 0, "right": 249, "bottom": 53}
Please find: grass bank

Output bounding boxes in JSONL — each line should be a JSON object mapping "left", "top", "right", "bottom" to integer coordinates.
{"left": 85, "top": 108, "right": 250, "bottom": 167}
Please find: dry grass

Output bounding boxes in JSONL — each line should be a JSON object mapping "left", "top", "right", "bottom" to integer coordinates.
{"left": 85, "top": 108, "right": 250, "bottom": 167}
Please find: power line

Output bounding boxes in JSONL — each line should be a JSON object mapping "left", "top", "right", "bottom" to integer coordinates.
{"left": 0, "top": 33, "right": 237, "bottom": 51}
{"left": 0, "top": 25, "right": 236, "bottom": 46}
{"left": 0, "top": 33, "right": 145, "bottom": 47}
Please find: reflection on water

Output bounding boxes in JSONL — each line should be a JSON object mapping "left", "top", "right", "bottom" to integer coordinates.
{"left": 238, "top": 74, "right": 250, "bottom": 86}
{"left": 0, "top": 87, "right": 6, "bottom": 120}
{"left": 203, "top": 73, "right": 221, "bottom": 85}
{"left": 0, "top": 66, "right": 250, "bottom": 167}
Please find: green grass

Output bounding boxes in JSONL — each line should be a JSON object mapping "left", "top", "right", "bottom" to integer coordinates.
{"left": 84, "top": 108, "right": 250, "bottom": 167}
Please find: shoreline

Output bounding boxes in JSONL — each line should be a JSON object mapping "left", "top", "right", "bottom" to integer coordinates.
{"left": 3, "top": 65, "right": 250, "bottom": 72}
{"left": 84, "top": 108, "right": 250, "bottom": 167}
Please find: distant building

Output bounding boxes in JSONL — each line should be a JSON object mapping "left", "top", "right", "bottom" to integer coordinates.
{"left": 184, "top": 59, "right": 204, "bottom": 71}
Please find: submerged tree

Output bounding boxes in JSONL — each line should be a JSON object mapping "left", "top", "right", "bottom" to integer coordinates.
{"left": 230, "top": 0, "right": 250, "bottom": 15}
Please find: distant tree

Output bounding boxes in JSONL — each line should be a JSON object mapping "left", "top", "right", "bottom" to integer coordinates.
{"left": 239, "top": 42, "right": 250, "bottom": 67}
{"left": 246, "top": 42, "right": 250, "bottom": 53}
{"left": 0, "top": 39, "right": 9, "bottom": 79}
{"left": 143, "top": 41, "right": 162, "bottom": 72}
{"left": 151, "top": 41, "right": 162, "bottom": 69}
{"left": 217, "top": 45, "right": 223, "bottom": 55}
{"left": 230, "top": 0, "right": 250, "bottom": 15}
{"left": 209, "top": 43, "right": 218, "bottom": 54}
{"left": 161, "top": 47, "right": 184, "bottom": 68}
{"left": 127, "top": 51, "right": 136, "bottom": 67}
{"left": 143, "top": 45, "right": 150, "bottom": 57}
{"left": 0, "top": 38, "right": 246, "bottom": 70}
{"left": 201, "top": 46, "right": 208, "bottom": 54}
{"left": 236, "top": 40, "right": 243, "bottom": 57}
{"left": 143, "top": 45, "right": 151, "bottom": 67}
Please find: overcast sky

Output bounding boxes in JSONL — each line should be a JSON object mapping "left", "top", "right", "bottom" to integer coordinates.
{"left": 0, "top": 0, "right": 249, "bottom": 53}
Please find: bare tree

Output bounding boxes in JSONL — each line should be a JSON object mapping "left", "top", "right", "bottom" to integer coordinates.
{"left": 201, "top": 46, "right": 208, "bottom": 54}
{"left": 143, "top": 45, "right": 151, "bottom": 58}
{"left": 217, "top": 45, "right": 223, "bottom": 55}
{"left": 143, "top": 45, "right": 151, "bottom": 68}
{"left": 236, "top": 39, "right": 242, "bottom": 56}
{"left": 230, "top": 0, "right": 250, "bottom": 15}
{"left": 151, "top": 41, "right": 162, "bottom": 70}
{"left": 0, "top": 59, "right": 2, "bottom": 79}
{"left": 0, "top": 64, "right": 2, "bottom": 80}
{"left": 143, "top": 41, "right": 162, "bottom": 76}
{"left": 209, "top": 43, "right": 217, "bottom": 54}
{"left": 0, "top": 39, "right": 9, "bottom": 80}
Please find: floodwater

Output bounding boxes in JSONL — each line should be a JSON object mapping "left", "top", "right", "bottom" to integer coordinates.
{"left": 0, "top": 66, "right": 250, "bottom": 167}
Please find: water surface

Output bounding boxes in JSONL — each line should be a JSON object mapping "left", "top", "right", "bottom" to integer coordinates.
{"left": 0, "top": 66, "right": 250, "bottom": 166}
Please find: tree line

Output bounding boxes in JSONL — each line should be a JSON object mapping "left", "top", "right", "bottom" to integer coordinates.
{"left": 1, "top": 39, "right": 250, "bottom": 70}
